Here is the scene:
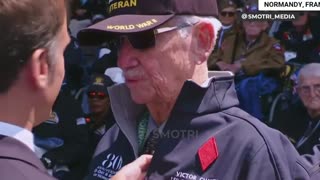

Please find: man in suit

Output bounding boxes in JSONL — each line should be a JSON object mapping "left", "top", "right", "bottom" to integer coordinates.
{"left": 0, "top": 0, "right": 70, "bottom": 179}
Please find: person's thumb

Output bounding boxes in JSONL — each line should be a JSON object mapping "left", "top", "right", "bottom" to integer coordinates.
{"left": 134, "top": 154, "right": 153, "bottom": 172}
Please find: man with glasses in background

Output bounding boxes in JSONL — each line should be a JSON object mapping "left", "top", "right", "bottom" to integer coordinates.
{"left": 208, "top": 0, "right": 241, "bottom": 70}
{"left": 78, "top": 0, "right": 320, "bottom": 179}
{"left": 209, "top": 2, "right": 285, "bottom": 121}
{"left": 274, "top": 63, "right": 320, "bottom": 155}
{"left": 72, "top": 74, "right": 116, "bottom": 180}
{"left": 212, "top": 1, "right": 240, "bottom": 49}
{"left": 85, "top": 74, "right": 115, "bottom": 135}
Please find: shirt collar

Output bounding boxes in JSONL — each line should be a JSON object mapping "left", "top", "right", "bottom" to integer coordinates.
{"left": 222, "top": 24, "right": 233, "bottom": 30}
{"left": 0, "top": 122, "right": 35, "bottom": 152}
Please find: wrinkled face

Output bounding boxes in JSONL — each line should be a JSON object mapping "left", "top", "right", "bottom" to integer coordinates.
{"left": 297, "top": 75, "right": 320, "bottom": 113}
{"left": 218, "top": 7, "right": 237, "bottom": 26}
{"left": 117, "top": 20, "right": 196, "bottom": 104}
{"left": 243, "top": 21, "right": 268, "bottom": 38}
{"left": 88, "top": 91, "right": 110, "bottom": 114}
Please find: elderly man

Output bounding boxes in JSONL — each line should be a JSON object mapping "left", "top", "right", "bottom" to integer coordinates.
{"left": 274, "top": 63, "right": 320, "bottom": 155}
{"left": 215, "top": 0, "right": 240, "bottom": 49}
{"left": 208, "top": 0, "right": 241, "bottom": 66}
{"left": 209, "top": 3, "right": 285, "bottom": 120}
{"left": 78, "top": 0, "right": 319, "bottom": 179}
{"left": 0, "top": 0, "right": 69, "bottom": 179}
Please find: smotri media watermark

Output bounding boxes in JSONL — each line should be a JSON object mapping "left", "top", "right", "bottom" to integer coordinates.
{"left": 241, "top": 12, "right": 296, "bottom": 21}
{"left": 153, "top": 129, "right": 199, "bottom": 139}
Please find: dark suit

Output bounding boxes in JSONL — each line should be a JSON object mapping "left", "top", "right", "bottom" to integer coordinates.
{"left": 0, "top": 135, "right": 56, "bottom": 180}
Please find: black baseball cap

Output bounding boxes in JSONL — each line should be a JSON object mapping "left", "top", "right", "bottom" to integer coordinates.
{"left": 78, "top": 0, "right": 219, "bottom": 45}
{"left": 87, "top": 74, "right": 115, "bottom": 95}
{"left": 218, "top": 0, "right": 237, "bottom": 11}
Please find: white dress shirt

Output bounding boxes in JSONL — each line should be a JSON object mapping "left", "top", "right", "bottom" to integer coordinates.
{"left": 0, "top": 121, "right": 35, "bottom": 152}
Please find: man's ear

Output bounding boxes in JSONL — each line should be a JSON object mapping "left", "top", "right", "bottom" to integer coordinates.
{"left": 193, "top": 22, "right": 215, "bottom": 64}
{"left": 27, "top": 49, "right": 50, "bottom": 90}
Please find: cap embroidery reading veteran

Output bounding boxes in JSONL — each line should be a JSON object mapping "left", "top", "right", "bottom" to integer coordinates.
{"left": 77, "top": 0, "right": 219, "bottom": 45}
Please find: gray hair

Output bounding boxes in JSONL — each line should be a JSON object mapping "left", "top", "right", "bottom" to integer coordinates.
{"left": 172, "top": 15, "right": 222, "bottom": 51}
{"left": 298, "top": 63, "right": 320, "bottom": 83}
{"left": 46, "top": 34, "right": 60, "bottom": 66}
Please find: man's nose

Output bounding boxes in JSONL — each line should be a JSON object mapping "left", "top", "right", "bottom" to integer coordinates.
{"left": 310, "top": 87, "right": 317, "bottom": 97}
{"left": 117, "top": 38, "right": 139, "bottom": 70}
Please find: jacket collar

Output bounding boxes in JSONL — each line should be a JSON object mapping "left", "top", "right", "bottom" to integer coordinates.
{"left": 0, "top": 135, "right": 47, "bottom": 171}
{"left": 108, "top": 71, "right": 239, "bottom": 156}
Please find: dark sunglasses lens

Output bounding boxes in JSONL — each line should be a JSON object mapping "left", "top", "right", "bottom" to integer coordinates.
{"left": 88, "top": 92, "right": 96, "bottom": 98}
{"left": 229, "top": 12, "right": 235, "bottom": 16}
{"left": 128, "top": 30, "right": 155, "bottom": 49}
{"left": 97, "top": 92, "right": 107, "bottom": 99}
{"left": 221, "top": 12, "right": 235, "bottom": 17}
{"left": 88, "top": 92, "right": 107, "bottom": 99}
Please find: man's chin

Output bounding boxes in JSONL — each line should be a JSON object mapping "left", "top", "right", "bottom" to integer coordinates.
{"left": 130, "top": 93, "right": 150, "bottom": 105}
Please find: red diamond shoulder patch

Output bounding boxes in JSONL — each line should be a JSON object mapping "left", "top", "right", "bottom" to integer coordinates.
{"left": 198, "top": 137, "right": 219, "bottom": 171}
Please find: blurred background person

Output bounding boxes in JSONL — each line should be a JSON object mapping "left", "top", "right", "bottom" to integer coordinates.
{"left": 72, "top": 74, "right": 116, "bottom": 180}
{"left": 84, "top": 74, "right": 116, "bottom": 143}
{"left": 33, "top": 90, "right": 86, "bottom": 180}
{"left": 216, "top": 0, "right": 240, "bottom": 49}
{"left": 273, "top": 63, "right": 320, "bottom": 155}
{"left": 274, "top": 12, "right": 320, "bottom": 63}
{"left": 69, "top": 0, "right": 106, "bottom": 38}
{"left": 208, "top": 0, "right": 241, "bottom": 67}
{"left": 208, "top": 2, "right": 285, "bottom": 120}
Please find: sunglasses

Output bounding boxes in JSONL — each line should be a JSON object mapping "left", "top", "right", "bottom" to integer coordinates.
{"left": 220, "top": 11, "right": 235, "bottom": 17}
{"left": 87, "top": 91, "right": 107, "bottom": 100}
{"left": 115, "top": 21, "right": 199, "bottom": 50}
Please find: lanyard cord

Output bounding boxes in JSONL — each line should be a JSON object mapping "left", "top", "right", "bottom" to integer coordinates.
{"left": 137, "top": 111, "right": 149, "bottom": 154}
{"left": 296, "top": 120, "right": 320, "bottom": 149}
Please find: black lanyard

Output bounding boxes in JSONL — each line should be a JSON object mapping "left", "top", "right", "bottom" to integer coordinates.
{"left": 296, "top": 120, "right": 320, "bottom": 149}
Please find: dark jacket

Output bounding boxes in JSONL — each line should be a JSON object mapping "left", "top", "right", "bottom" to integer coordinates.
{"left": 66, "top": 109, "right": 116, "bottom": 180}
{"left": 86, "top": 72, "right": 320, "bottom": 180}
{"left": 0, "top": 135, "right": 56, "bottom": 180}
{"left": 84, "top": 110, "right": 116, "bottom": 151}
{"left": 273, "top": 101, "right": 320, "bottom": 155}
{"left": 274, "top": 21, "right": 320, "bottom": 64}
{"left": 33, "top": 91, "right": 87, "bottom": 180}
{"left": 33, "top": 91, "right": 86, "bottom": 166}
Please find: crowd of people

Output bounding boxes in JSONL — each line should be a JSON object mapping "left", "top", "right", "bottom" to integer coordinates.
{"left": 0, "top": 0, "right": 320, "bottom": 180}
